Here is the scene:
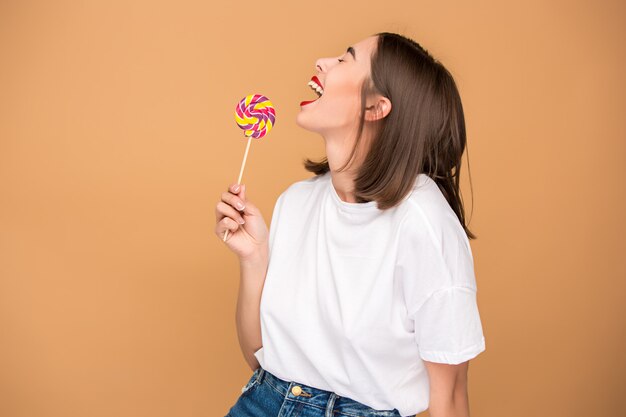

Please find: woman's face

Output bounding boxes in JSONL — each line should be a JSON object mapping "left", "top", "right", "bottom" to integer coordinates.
{"left": 295, "top": 36, "right": 378, "bottom": 136}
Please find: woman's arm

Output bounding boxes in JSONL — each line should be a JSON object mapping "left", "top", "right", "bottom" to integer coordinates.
{"left": 424, "top": 360, "right": 471, "bottom": 417}
{"left": 235, "top": 248, "right": 269, "bottom": 372}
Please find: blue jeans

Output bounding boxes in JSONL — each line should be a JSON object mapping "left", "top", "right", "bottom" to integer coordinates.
{"left": 225, "top": 365, "right": 408, "bottom": 417}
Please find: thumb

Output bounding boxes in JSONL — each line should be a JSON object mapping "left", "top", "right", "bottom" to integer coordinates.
{"left": 239, "top": 185, "right": 258, "bottom": 216}
{"left": 239, "top": 184, "right": 246, "bottom": 203}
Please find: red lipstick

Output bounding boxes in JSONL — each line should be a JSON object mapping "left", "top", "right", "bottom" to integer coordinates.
{"left": 300, "top": 75, "right": 324, "bottom": 107}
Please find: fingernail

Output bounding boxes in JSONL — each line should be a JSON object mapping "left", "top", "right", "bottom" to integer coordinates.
{"left": 238, "top": 218, "right": 245, "bottom": 225}
{"left": 233, "top": 185, "right": 240, "bottom": 192}
{"left": 236, "top": 202, "right": 245, "bottom": 210}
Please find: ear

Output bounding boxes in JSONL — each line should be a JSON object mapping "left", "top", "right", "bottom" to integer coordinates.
{"left": 364, "top": 95, "right": 392, "bottom": 121}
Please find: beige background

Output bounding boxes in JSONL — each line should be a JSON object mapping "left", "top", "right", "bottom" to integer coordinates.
{"left": 1, "top": 1, "right": 624, "bottom": 416}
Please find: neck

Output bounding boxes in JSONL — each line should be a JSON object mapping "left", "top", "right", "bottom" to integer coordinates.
{"left": 323, "top": 128, "right": 371, "bottom": 204}
{"left": 330, "top": 170, "right": 356, "bottom": 203}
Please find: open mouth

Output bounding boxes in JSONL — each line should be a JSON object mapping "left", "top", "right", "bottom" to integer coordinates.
{"left": 300, "top": 76, "right": 324, "bottom": 107}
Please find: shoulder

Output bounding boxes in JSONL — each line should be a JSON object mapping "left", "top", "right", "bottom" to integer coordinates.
{"left": 398, "top": 175, "right": 475, "bottom": 289}
{"left": 268, "top": 173, "right": 328, "bottom": 245}
{"left": 277, "top": 172, "right": 330, "bottom": 204}
{"left": 402, "top": 175, "right": 470, "bottom": 251}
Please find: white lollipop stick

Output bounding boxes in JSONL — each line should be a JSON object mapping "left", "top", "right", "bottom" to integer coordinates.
{"left": 223, "top": 134, "right": 252, "bottom": 242}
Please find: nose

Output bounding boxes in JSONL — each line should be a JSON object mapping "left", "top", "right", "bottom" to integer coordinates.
{"left": 314, "top": 56, "right": 336, "bottom": 73}
{"left": 315, "top": 58, "right": 324, "bottom": 73}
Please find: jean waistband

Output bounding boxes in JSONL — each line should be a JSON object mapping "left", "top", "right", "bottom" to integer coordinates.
{"left": 253, "top": 365, "right": 401, "bottom": 417}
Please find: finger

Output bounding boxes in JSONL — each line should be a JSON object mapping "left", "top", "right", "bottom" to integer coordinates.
{"left": 221, "top": 191, "right": 246, "bottom": 213}
{"left": 216, "top": 201, "right": 245, "bottom": 225}
{"left": 237, "top": 185, "right": 260, "bottom": 217}
{"left": 229, "top": 183, "right": 241, "bottom": 194}
{"left": 239, "top": 184, "right": 246, "bottom": 203}
{"left": 219, "top": 217, "right": 240, "bottom": 239}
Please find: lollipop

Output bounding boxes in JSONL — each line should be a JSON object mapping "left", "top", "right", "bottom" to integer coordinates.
{"left": 235, "top": 94, "right": 275, "bottom": 139}
{"left": 223, "top": 94, "right": 275, "bottom": 242}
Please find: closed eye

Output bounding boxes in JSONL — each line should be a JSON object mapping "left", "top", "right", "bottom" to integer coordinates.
{"left": 337, "top": 58, "right": 344, "bottom": 63}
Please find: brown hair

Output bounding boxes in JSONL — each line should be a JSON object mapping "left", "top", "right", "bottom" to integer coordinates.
{"left": 303, "top": 32, "right": 476, "bottom": 240}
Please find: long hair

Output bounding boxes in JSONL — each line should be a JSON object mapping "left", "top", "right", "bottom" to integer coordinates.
{"left": 303, "top": 32, "right": 476, "bottom": 240}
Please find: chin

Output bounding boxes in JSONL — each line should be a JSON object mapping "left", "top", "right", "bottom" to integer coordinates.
{"left": 295, "top": 112, "right": 317, "bottom": 133}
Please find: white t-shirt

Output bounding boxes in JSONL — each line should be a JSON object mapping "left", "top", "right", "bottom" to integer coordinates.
{"left": 253, "top": 171, "right": 486, "bottom": 416}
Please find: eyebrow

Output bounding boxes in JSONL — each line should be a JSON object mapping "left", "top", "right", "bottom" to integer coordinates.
{"left": 346, "top": 46, "right": 356, "bottom": 60}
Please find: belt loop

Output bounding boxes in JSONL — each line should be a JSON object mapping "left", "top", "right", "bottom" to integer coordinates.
{"left": 325, "top": 392, "right": 339, "bottom": 417}
{"left": 256, "top": 367, "right": 265, "bottom": 384}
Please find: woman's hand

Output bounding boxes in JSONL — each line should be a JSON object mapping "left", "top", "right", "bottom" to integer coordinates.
{"left": 215, "top": 183, "right": 269, "bottom": 261}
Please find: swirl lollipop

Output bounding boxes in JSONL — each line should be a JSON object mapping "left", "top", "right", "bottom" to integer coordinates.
{"left": 235, "top": 94, "right": 275, "bottom": 139}
{"left": 224, "top": 94, "right": 276, "bottom": 242}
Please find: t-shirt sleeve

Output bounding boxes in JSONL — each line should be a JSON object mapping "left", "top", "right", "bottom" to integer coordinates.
{"left": 398, "top": 205, "right": 486, "bottom": 365}
{"left": 413, "top": 285, "right": 486, "bottom": 364}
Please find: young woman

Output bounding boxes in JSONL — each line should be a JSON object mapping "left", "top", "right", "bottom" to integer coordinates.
{"left": 215, "top": 32, "right": 486, "bottom": 417}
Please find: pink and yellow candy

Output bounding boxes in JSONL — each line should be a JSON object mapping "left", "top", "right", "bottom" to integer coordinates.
{"left": 234, "top": 94, "right": 275, "bottom": 138}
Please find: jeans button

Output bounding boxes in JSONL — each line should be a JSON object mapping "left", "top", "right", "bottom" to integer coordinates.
{"left": 291, "top": 385, "right": 302, "bottom": 396}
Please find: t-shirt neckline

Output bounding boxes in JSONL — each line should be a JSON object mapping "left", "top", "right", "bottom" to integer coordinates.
{"left": 327, "top": 174, "right": 380, "bottom": 213}
{"left": 326, "top": 172, "right": 433, "bottom": 213}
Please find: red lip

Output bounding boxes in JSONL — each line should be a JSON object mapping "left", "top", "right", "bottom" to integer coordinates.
{"left": 300, "top": 75, "right": 324, "bottom": 107}
{"left": 311, "top": 75, "right": 324, "bottom": 89}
